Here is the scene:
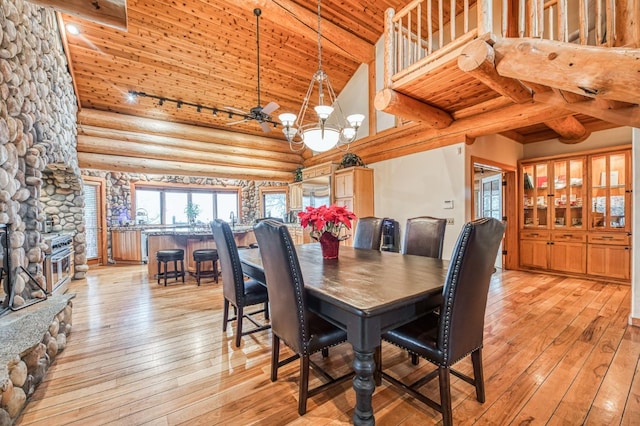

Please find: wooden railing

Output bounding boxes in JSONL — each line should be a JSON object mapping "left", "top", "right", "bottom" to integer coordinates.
{"left": 385, "top": 0, "right": 618, "bottom": 83}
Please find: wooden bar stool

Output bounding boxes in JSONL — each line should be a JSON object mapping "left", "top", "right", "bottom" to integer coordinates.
{"left": 156, "top": 249, "right": 185, "bottom": 286}
{"left": 193, "top": 249, "right": 219, "bottom": 286}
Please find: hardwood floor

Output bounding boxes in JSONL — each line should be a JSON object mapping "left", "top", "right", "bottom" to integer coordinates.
{"left": 16, "top": 265, "right": 640, "bottom": 425}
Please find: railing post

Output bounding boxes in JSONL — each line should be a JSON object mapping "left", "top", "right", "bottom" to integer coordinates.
{"left": 384, "top": 8, "right": 395, "bottom": 87}
{"left": 477, "top": 0, "right": 493, "bottom": 37}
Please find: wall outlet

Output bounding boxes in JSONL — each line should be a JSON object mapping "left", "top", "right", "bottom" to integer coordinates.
{"left": 446, "top": 218, "right": 454, "bottom": 225}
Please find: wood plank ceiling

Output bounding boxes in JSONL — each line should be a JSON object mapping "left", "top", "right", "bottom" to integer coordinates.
{"left": 39, "top": 0, "right": 627, "bottom": 180}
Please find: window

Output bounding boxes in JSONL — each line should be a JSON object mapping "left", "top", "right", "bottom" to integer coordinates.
{"left": 263, "top": 191, "right": 286, "bottom": 220}
{"left": 134, "top": 185, "right": 239, "bottom": 225}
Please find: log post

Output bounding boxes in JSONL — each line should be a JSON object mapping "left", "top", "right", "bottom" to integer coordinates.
{"left": 384, "top": 8, "right": 395, "bottom": 87}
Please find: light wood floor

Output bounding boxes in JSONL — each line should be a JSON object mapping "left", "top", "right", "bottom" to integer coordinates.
{"left": 16, "top": 265, "right": 640, "bottom": 425}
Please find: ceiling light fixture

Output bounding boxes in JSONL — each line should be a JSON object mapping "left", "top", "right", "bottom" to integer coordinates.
{"left": 65, "top": 23, "right": 80, "bottom": 35}
{"left": 126, "top": 91, "right": 281, "bottom": 126}
{"left": 278, "top": 0, "right": 364, "bottom": 153}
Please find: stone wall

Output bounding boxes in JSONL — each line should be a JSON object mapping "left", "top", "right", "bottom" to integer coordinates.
{"left": 0, "top": 0, "right": 83, "bottom": 289}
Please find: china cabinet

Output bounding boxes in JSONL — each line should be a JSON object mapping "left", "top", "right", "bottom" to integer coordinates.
{"left": 519, "top": 146, "right": 631, "bottom": 282}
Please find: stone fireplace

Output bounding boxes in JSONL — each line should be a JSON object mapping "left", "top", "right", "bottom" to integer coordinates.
{"left": 0, "top": 0, "right": 86, "bottom": 422}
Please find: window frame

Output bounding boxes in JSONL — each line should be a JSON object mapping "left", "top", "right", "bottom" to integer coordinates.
{"left": 259, "top": 186, "right": 288, "bottom": 220}
{"left": 131, "top": 182, "right": 242, "bottom": 225}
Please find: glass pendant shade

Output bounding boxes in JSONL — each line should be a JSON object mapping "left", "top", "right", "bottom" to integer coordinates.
{"left": 302, "top": 127, "right": 340, "bottom": 152}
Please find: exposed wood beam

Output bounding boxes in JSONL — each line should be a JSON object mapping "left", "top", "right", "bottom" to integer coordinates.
{"left": 78, "top": 153, "right": 292, "bottom": 181}
{"left": 499, "top": 130, "right": 526, "bottom": 143}
{"left": 30, "top": 0, "right": 128, "bottom": 31}
{"left": 493, "top": 37, "right": 640, "bottom": 104}
{"left": 535, "top": 91, "right": 640, "bottom": 127}
{"left": 224, "top": 0, "right": 373, "bottom": 64}
{"left": 458, "top": 39, "right": 532, "bottom": 104}
{"left": 374, "top": 89, "right": 452, "bottom": 129}
{"left": 78, "top": 109, "right": 297, "bottom": 155}
{"left": 544, "top": 116, "right": 590, "bottom": 144}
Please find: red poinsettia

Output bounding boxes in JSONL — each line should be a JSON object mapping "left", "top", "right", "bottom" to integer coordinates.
{"left": 298, "top": 204, "right": 357, "bottom": 240}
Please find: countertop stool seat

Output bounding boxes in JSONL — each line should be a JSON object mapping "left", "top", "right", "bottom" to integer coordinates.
{"left": 193, "top": 249, "right": 219, "bottom": 286}
{"left": 156, "top": 249, "right": 185, "bottom": 286}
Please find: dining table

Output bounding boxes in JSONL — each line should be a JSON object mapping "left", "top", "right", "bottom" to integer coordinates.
{"left": 238, "top": 243, "right": 449, "bottom": 425}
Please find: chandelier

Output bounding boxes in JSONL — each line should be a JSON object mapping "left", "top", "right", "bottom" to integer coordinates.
{"left": 279, "top": 0, "right": 365, "bottom": 153}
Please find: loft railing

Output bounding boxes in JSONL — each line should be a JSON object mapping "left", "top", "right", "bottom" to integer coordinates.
{"left": 385, "top": 0, "right": 618, "bottom": 84}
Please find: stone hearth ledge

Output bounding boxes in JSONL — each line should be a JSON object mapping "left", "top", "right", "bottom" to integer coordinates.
{"left": 0, "top": 294, "right": 74, "bottom": 423}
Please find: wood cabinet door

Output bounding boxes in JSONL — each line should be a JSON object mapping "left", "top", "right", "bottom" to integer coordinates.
{"left": 289, "top": 183, "right": 303, "bottom": 210}
{"left": 549, "top": 242, "right": 586, "bottom": 274}
{"left": 334, "top": 172, "right": 353, "bottom": 198}
{"left": 520, "top": 239, "right": 548, "bottom": 269}
{"left": 587, "top": 244, "right": 631, "bottom": 280}
{"left": 112, "top": 230, "right": 141, "bottom": 262}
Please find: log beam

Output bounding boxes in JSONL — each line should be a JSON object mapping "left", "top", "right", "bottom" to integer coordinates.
{"left": 535, "top": 91, "right": 640, "bottom": 127}
{"left": 78, "top": 153, "right": 292, "bottom": 181}
{"left": 544, "top": 116, "right": 590, "bottom": 144}
{"left": 30, "top": 0, "right": 127, "bottom": 31}
{"left": 224, "top": 0, "right": 373, "bottom": 64}
{"left": 458, "top": 39, "right": 532, "bottom": 104}
{"left": 374, "top": 88, "right": 453, "bottom": 129}
{"left": 493, "top": 37, "right": 640, "bottom": 104}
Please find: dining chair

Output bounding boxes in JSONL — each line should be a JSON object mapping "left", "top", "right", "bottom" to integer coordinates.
{"left": 377, "top": 217, "right": 505, "bottom": 426}
{"left": 403, "top": 216, "right": 447, "bottom": 258}
{"left": 352, "top": 216, "right": 384, "bottom": 250}
{"left": 211, "top": 219, "right": 270, "bottom": 347}
{"left": 254, "top": 219, "right": 353, "bottom": 416}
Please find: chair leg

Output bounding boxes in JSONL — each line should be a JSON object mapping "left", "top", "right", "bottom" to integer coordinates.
{"left": 471, "top": 348, "right": 485, "bottom": 403}
{"left": 271, "top": 334, "right": 280, "bottom": 381}
{"left": 410, "top": 352, "right": 419, "bottom": 365}
{"left": 438, "top": 367, "right": 453, "bottom": 426}
{"left": 222, "top": 299, "right": 229, "bottom": 332}
{"left": 163, "top": 262, "right": 168, "bottom": 286}
{"left": 298, "top": 355, "right": 310, "bottom": 415}
{"left": 213, "top": 259, "right": 219, "bottom": 283}
{"left": 235, "top": 306, "right": 243, "bottom": 347}
{"left": 321, "top": 348, "right": 328, "bottom": 358}
{"left": 157, "top": 260, "right": 161, "bottom": 285}
{"left": 264, "top": 301, "right": 270, "bottom": 320}
{"left": 196, "top": 260, "right": 201, "bottom": 286}
{"left": 173, "top": 260, "right": 178, "bottom": 281}
{"left": 180, "top": 260, "right": 185, "bottom": 282}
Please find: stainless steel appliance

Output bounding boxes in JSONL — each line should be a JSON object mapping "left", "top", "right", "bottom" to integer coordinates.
{"left": 42, "top": 233, "right": 74, "bottom": 294}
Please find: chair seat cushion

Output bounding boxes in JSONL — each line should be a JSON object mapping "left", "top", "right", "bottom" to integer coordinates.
{"left": 306, "top": 312, "right": 347, "bottom": 354}
{"left": 193, "top": 249, "right": 218, "bottom": 261}
{"left": 383, "top": 312, "right": 443, "bottom": 363}
{"left": 243, "top": 278, "right": 269, "bottom": 305}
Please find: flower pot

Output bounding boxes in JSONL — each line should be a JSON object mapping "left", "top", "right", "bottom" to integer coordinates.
{"left": 319, "top": 232, "right": 340, "bottom": 259}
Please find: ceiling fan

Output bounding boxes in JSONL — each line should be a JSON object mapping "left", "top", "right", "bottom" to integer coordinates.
{"left": 227, "top": 8, "right": 279, "bottom": 133}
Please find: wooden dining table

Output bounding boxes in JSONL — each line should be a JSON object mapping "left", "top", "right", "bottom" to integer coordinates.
{"left": 239, "top": 243, "right": 448, "bottom": 425}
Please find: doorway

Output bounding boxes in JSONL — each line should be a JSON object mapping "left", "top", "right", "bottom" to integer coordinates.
{"left": 471, "top": 157, "right": 518, "bottom": 270}
{"left": 82, "top": 177, "right": 107, "bottom": 265}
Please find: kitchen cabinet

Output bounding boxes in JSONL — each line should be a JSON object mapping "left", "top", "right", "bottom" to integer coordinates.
{"left": 111, "top": 229, "right": 142, "bottom": 263}
{"left": 333, "top": 167, "right": 374, "bottom": 246}
{"left": 301, "top": 162, "right": 338, "bottom": 180}
{"left": 518, "top": 147, "right": 631, "bottom": 282}
{"left": 289, "top": 182, "right": 303, "bottom": 210}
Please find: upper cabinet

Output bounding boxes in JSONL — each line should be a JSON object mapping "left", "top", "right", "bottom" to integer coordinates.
{"left": 589, "top": 151, "right": 630, "bottom": 232}
{"left": 333, "top": 167, "right": 374, "bottom": 246}
{"left": 288, "top": 182, "right": 303, "bottom": 210}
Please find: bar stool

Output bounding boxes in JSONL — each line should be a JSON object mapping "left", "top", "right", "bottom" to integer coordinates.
{"left": 156, "top": 249, "right": 185, "bottom": 286}
{"left": 193, "top": 249, "right": 219, "bottom": 286}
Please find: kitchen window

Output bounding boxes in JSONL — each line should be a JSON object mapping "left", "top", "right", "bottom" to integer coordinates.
{"left": 259, "top": 188, "right": 287, "bottom": 221}
{"left": 134, "top": 185, "right": 239, "bottom": 225}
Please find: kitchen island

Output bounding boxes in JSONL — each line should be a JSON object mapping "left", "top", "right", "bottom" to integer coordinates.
{"left": 144, "top": 226, "right": 257, "bottom": 277}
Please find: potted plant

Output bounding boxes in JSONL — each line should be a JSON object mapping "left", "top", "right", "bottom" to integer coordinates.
{"left": 293, "top": 166, "right": 303, "bottom": 182}
{"left": 298, "top": 204, "right": 357, "bottom": 259}
{"left": 184, "top": 202, "right": 200, "bottom": 225}
{"left": 338, "top": 152, "right": 365, "bottom": 169}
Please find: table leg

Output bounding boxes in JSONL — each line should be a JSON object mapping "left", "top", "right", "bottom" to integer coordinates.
{"left": 352, "top": 349, "right": 375, "bottom": 425}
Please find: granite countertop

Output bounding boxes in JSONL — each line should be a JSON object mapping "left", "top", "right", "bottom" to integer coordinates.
{"left": 112, "top": 223, "right": 302, "bottom": 236}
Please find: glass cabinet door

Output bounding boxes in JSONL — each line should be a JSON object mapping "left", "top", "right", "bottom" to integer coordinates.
{"left": 522, "top": 163, "right": 549, "bottom": 228}
{"left": 590, "top": 152, "right": 628, "bottom": 230}
{"left": 552, "top": 158, "right": 584, "bottom": 229}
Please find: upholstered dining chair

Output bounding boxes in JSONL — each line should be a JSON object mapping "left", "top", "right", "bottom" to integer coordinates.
{"left": 211, "top": 219, "right": 270, "bottom": 347}
{"left": 254, "top": 220, "right": 352, "bottom": 416}
{"left": 377, "top": 217, "right": 505, "bottom": 426}
{"left": 403, "top": 216, "right": 447, "bottom": 258}
{"left": 352, "top": 216, "right": 384, "bottom": 250}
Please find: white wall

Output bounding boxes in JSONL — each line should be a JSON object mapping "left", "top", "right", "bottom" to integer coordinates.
{"left": 336, "top": 63, "right": 370, "bottom": 139}
{"left": 524, "top": 127, "right": 632, "bottom": 158}
{"left": 369, "top": 143, "right": 467, "bottom": 258}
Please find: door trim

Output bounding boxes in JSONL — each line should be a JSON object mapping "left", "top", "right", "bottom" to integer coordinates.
{"left": 83, "top": 176, "right": 107, "bottom": 265}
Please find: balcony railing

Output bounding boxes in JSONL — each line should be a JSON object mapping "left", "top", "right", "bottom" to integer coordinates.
{"left": 385, "top": 0, "right": 618, "bottom": 84}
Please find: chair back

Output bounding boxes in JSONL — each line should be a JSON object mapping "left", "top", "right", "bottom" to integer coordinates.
{"left": 211, "top": 219, "right": 247, "bottom": 305}
{"left": 254, "top": 220, "right": 309, "bottom": 355}
{"left": 438, "top": 218, "right": 505, "bottom": 365}
{"left": 255, "top": 217, "right": 284, "bottom": 223}
{"left": 353, "top": 216, "right": 384, "bottom": 250}
{"left": 403, "top": 216, "right": 447, "bottom": 258}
